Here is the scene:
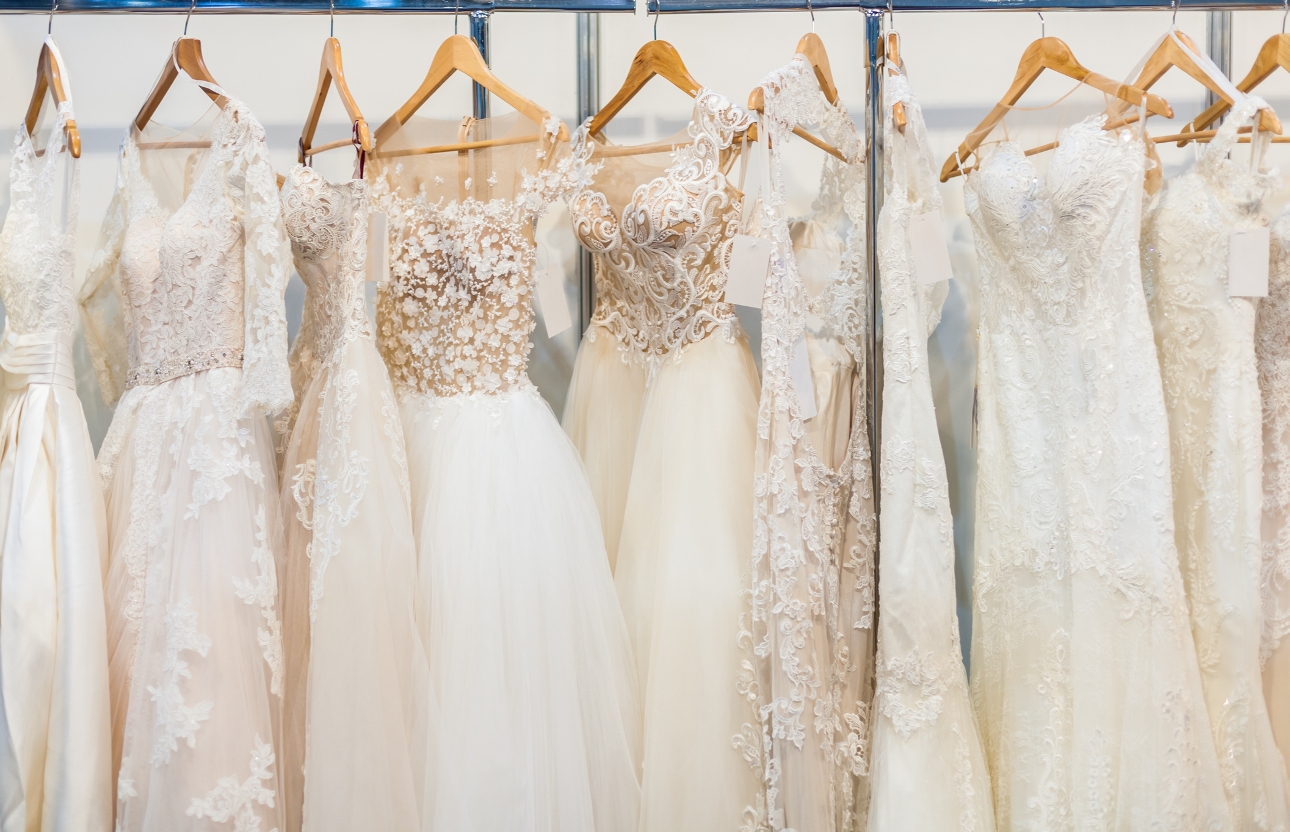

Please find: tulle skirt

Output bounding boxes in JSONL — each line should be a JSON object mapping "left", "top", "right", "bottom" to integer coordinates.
{"left": 614, "top": 334, "right": 762, "bottom": 832}
{"left": 0, "top": 378, "right": 112, "bottom": 832}
{"left": 100, "top": 368, "right": 287, "bottom": 832}
{"left": 562, "top": 325, "right": 647, "bottom": 572}
{"left": 401, "top": 382, "right": 641, "bottom": 832}
{"left": 279, "top": 340, "right": 433, "bottom": 832}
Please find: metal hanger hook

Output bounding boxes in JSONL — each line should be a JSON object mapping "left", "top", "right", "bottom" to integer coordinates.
{"left": 1282, "top": 0, "right": 1287, "bottom": 34}
{"left": 183, "top": 0, "right": 197, "bottom": 36}
{"left": 1171, "top": 0, "right": 1178, "bottom": 26}
{"left": 807, "top": 0, "right": 814, "bottom": 33}
{"left": 1037, "top": 10, "right": 1044, "bottom": 38}
{"left": 330, "top": 0, "right": 335, "bottom": 37}
{"left": 886, "top": 0, "right": 893, "bottom": 31}
{"left": 454, "top": 0, "right": 460, "bottom": 35}
{"left": 47, "top": 0, "right": 55, "bottom": 34}
{"left": 653, "top": 0, "right": 660, "bottom": 40}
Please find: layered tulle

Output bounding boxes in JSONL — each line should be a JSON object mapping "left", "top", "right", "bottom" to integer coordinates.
{"left": 0, "top": 375, "right": 112, "bottom": 832}
{"left": 615, "top": 334, "right": 761, "bottom": 832}
{"left": 562, "top": 324, "right": 647, "bottom": 572}
{"left": 401, "top": 384, "right": 641, "bottom": 832}
{"left": 279, "top": 339, "right": 431, "bottom": 832}
{"left": 100, "top": 368, "right": 287, "bottom": 832}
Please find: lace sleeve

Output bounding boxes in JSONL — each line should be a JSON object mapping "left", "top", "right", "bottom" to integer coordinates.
{"left": 232, "top": 115, "right": 293, "bottom": 417}
{"left": 78, "top": 148, "right": 129, "bottom": 406}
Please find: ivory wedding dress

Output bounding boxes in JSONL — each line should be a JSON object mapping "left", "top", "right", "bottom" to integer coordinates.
{"left": 277, "top": 164, "right": 432, "bottom": 832}
{"left": 1260, "top": 193, "right": 1290, "bottom": 773}
{"left": 1143, "top": 96, "right": 1290, "bottom": 830}
{"left": 369, "top": 112, "right": 641, "bottom": 832}
{"left": 80, "top": 92, "right": 293, "bottom": 832}
{"left": 964, "top": 113, "right": 1232, "bottom": 830}
{"left": 733, "top": 58, "right": 877, "bottom": 832}
{"left": 567, "top": 90, "right": 761, "bottom": 832}
{"left": 866, "top": 71, "right": 994, "bottom": 832}
{"left": 0, "top": 41, "right": 112, "bottom": 832}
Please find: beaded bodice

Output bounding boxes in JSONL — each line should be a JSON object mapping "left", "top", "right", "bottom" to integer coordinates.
{"left": 568, "top": 89, "right": 753, "bottom": 364}
{"left": 370, "top": 114, "right": 571, "bottom": 398}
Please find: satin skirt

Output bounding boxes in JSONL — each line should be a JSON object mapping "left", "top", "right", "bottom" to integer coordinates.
{"left": 401, "top": 382, "right": 641, "bottom": 832}
{"left": 279, "top": 339, "right": 435, "bottom": 832}
{"left": 614, "top": 334, "right": 762, "bottom": 832}
{"left": 0, "top": 335, "right": 112, "bottom": 832}
{"left": 562, "top": 325, "right": 647, "bottom": 573}
{"left": 100, "top": 367, "right": 287, "bottom": 832}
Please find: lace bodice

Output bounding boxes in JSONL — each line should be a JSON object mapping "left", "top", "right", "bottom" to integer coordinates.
{"left": 0, "top": 103, "right": 78, "bottom": 340}
{"left": 568, "top": 90, "right": 753, "bottom": 364}
{"left": 370, "top": 114, "right": 571, "bottom": 398}
{"left": 281, "top": 165, "right": 372, "bottom": 390}
{"left": 80, "top": 97, "right": 293, "bottom": 417}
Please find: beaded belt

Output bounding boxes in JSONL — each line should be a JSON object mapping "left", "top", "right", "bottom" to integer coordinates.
{"left": 125, "top": 347, "right": 243, "bottom": 390}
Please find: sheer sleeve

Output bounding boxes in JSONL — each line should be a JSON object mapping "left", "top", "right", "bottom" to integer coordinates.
{"left": 78, "top": 146, "right": 129, "bottom": 407}
{"left": 231, "top": 113, "right": 293, "bottom": 418}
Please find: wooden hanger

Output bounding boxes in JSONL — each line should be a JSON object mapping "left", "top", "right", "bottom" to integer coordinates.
{"left": 134, "top": 37, "right": 227, "bottom": 134}
{"left": 25, "top": 40, "right": 79, "bottom": 158}
{"left": 747, "top": 33, "right": 847, "bottom": 161}
{"left": 884, "top": 31, "right": 907, "bottom": 132}
{"left": 371, "top": 33, "right": 567, "bottom": 158}
{"left": 300, "top": 36, "right": 370, "bottom": 162}
{"left": 1183, "top": 32, "right": 1290, "bottom": 145}
{"left": 1112, "top": 27, "right": 1280, "bottom": 141}
{"left": 589, "top": 39, "right": 701, "bottom": 140}
{"left": 940, "top": 37, "right": 1172, "bottom": 182}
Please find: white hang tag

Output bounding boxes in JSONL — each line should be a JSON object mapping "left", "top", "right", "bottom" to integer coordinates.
{"left": 535, "top": 263, "right": 573, "bottom": 338}
{"left": 727, "top": 235, "right": 773, "bottom": 308}
{"left": 908, "top": 210, "right": 954, "bottom": 286}
{"left": 788, "top": 334, "right": 818, "bottom": 421}
{"left": 366, "top": 212, "right": 389, "bottom": 285}
{"left": 1229, "top": 227, "right": 1271, "bottom": 298}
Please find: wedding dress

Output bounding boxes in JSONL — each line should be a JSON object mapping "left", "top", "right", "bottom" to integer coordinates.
{"left": 1143, "top": 96, "right": 1290, "bottom": 829}
{"left": 1260, "top": 193, "right": 1290, "bottom": 774}
{"left": 732, "top": 58, "right": 877, "bottom": 832}
{"left": 277, "top": 164, "right": 432, "bottom": 832}
{"left": 368, "top": 111, "right": 641, "bottom": 832}
{"left": 0, "top": 39, "right": 112, "bottom": 832}
{"left": 866, "top": 70, "right": 994, "bottom": 832}
{"left": 80, "top": 91, "right": 293, "bottom": 832}
{"left": 964, "top": 112, "right": 1232, "bottom": 830}
{"left": 568, "top": 89, "right": 761, "bottom": 832}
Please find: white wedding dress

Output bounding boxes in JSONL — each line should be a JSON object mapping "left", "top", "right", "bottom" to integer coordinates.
{"left": 866, "top": 71, "right": 995, "bottom": 832}
{"left": 567, "top": 90, "right": 762, "bottom": 832}
{"left": 80, "top": 92, "right": 294, "bottom": 832}
{"left": 734, "top": 57, "right": 877, "bottom": 832}
{"left": 964, "top": 113, "right": 1232, "bottom": 830}
{"left": 1260, "top": 190, "right": 1290, "bottom": 775}
{"left": 277, "top": 164, "right": 432, "bottom": 832}
{"left": 0, "top": 39, "right": 112, "bottom": 832}
{"left": 368, "top": 111, "right": 641, "bottom": 832}
{"left": 1143, "top": 96, "right": 1290, "bottom": 829}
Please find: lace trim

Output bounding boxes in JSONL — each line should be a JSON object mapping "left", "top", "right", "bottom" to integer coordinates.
{"left": 125, "top": 347, "right": 243, "bottom": 390}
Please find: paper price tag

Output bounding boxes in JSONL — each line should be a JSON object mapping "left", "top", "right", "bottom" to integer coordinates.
{"left": 908, "top": 210, "right": 954, "bottom": 286}
{"left": 1229, "top": 227, "right": 1271, "bottom": 298}
{"left": 535, "top": 265, "right": 573, "bottom": 338}
{"left": 726, "top": 234, "right": 772, "bottom": 308}
{"left": 788, "top": 334, "right": 818, "bottom": 421}
{"left": 366, "top": 212, "right": 389, "bottom": 285}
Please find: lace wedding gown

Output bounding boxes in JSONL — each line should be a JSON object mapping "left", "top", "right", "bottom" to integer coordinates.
{"left": 1143, "top": 96, "right": 1290, "bottom": 829}
{"left": 277, "top": 164, "right": 434, "bottom": 832}
{"left": 567, "top": 90, "right": 761, "bottom": 832}
{"left": 369, "top": 112, "right": 641, "bottom": 832}
{"left": 0, "top": 41, "right": 112, "bottom": 832}
{"left": 80, "top": 92, "right": 293, "bottom": 832}
{"left": 964, "top": 114, "right": 1232, "bottom": 830}
{"left": 1261, "top": 192, "right": 1290, "bottom": 774}
{"left": 733, "top": 58, "right": 877, "bottom": 832}
{"left": 866, "top": 71, "right": 994, "bottom": 832}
